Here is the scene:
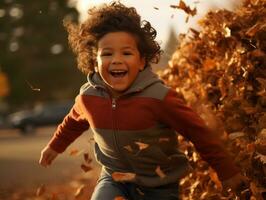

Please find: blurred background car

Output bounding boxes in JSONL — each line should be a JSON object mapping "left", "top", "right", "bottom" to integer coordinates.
{"left": 0, "top": 115, "right": 5, "bottom": 129}
{"left": 7, "top": 101, "right": 73, "bottom": 135}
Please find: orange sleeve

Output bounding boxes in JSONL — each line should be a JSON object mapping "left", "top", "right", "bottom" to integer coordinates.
{"left": 48, "top": 96, "right": 90, "bottom": 153}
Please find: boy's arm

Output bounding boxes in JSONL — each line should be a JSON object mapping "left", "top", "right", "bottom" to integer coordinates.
{"left": 158, "top": 89, "right": 239, "bottom": 181}
{"left": 48, "top": 95, "right": 90, "bottom": 153}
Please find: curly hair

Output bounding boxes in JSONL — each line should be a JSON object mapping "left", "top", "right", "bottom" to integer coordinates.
{"left": 64, "top": 1, "right": 162, "bottom": 74}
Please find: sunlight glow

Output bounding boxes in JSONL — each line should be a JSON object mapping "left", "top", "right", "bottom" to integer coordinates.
{"left": 76, "top": 0, "right": 239, "bottom": 48}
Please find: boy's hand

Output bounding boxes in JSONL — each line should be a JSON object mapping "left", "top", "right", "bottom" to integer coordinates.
{"left": 39, "top": 146, "right": 58, "bottom": 167}
{"left": 222, "top": 173, "right": 249, "bottom": 195}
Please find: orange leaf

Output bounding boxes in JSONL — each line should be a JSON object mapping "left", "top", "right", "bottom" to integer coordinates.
{"left": 170, "top": 0, "right": 197, "bottom": 16}
{"left": 75, "top": 185, "right": 92, "bottom": 200}
{"left": 69, "top": 149, "right": 80, "bottom": 156}
{"left": 83, "top": 153, "right": 92, "bottom": 164}
{"left": 246, "top": 22, "right": 264, "bottom": 37}
{"left": 208, "top": 168, "right": 222, "bottom": 191}
{"left": 242, "top": 107, "right": 257, "bottom": 114}
{"left": 155, "top": 166, "right": 166, "bottom": 178}
{"left": 50, "top": 193, "right": 58, "bottom": 200}
{"left": 124, "top": 145, "right": 133, "bottom": 152}
{"left": 80, "top": 164, "right": 92, "bottom": 172}
{"left": 75, "top": 185, "right": 85, "bottom": 198}
{"left": 114, "top": 196, "right": 126, "bottom": 200}
{"left": 135, "top": 142, "right": 149, "bottom": 150}
{"left": 159, "top": 137, "right": 170, "bottom": 142}
{"left": 136, "top": 187, "right": 145, "bottom": 196}
{"left": 112, "top": 172, "right": 136, "bottom": 182}
{"left": 36, "top": 184, "right": 46, "bottom": 196}
{"left": 246, "top": 143, "right": 255, "bottom": 153}
{"left": 203, "top": 58, "right": 216, "bottom": 72}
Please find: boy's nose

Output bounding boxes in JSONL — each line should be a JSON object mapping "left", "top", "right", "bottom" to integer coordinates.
{"left": 111, "top": 54, "right": 123, "bottom": 64}
{"left": 112, "top": 60, "right": 122, "bottom": 65}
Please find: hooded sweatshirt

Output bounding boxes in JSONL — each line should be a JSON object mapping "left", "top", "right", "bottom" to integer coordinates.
{"left": 48, "top": 67, "right": 239, "bottom": 187}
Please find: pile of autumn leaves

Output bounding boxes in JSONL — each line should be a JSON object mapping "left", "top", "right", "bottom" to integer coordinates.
{"left": 159, "top": 0, "right": 266, "bottom": 199}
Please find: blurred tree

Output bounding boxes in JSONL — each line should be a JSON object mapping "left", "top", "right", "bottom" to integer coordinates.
{"left": 0, "top": 0, "right": 84, "bottom": 110}
{"left": 0, "top": 71, "right": 9, "bottom": 97}
{"left": 152, "top": 26, "right": 178, "bottom": 72}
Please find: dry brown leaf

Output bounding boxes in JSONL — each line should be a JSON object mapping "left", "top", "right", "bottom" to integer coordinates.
{"left": 75, "top": 184, "right": 93, "bottom": 200}
{"left": 114, "top": 196, "right": 126, "bottom": 200}
{"left": 25, "top": 79, "right": 41, "bottom": 92}
{"left": 112, "top": 172, "right": 136, "bottom": 182}
{"left": 209, "top": 168, "right": 222, "bottom": 191}
{"left": 256, "top": 78, "right": 266, "bottom": 88}
{"left": 158, "top": 137, "right": 170, "bottom": 142}
{"left": 36, "top": 184, "right": 46, "bottom": 196}
{"left": 242, "top": 107, "right": 257, "bottom": 114}
{"left": 50, "top": 193, "right": 58, "bottom": 200}
{"left": 69, "top": 149, "right": 80, "bottom": 156}
{"left": 170, "top": 0, "right": 197, "bottom": 16}
{"left": 80, "top": 164, "right": 92, "bottom": 172}
{"left": 228, "top": 132, "right": 245, "bottom": 140}
{"left": 155, "top": 166, "right": 166, "bottom": 178}
{"left": 123, "top": 145, "right": 133, "bottom": 152}
{"left": 83, "top": 153, "right": 93, "bottom": 164}
{"left": 255, "top": 153, "right": 266, "bottom": 164}
{"left": 247, "top": 143, "right": 256, "bottom": 153}
{"left": 203, "top": 58, "right": 216, "bottom": 72}
{"left": 136, "top": 187, "right": 145, "bottom": 196}
{"left": 246, "top": 22, "right": 265, "bottom": 37}
{"left": 135, "top": 142, "right": 149, "bottom": 150}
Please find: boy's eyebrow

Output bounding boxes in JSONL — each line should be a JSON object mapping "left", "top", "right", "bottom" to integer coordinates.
{"left": 99, "top": 46, "right": 136, "bottom": 50}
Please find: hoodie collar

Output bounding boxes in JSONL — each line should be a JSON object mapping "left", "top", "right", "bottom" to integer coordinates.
{"left": 87, "top": 67, "right": 163, "bottom": 96}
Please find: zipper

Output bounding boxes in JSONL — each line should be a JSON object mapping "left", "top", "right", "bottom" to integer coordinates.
{"left": 112, "top": 98, "right": 116, "bottom": 110}
{"left": 110, "top": 97, "right": 121, "bottom": 154}
{"left": 109, "top": 96, "right": 135, "bottom": 172}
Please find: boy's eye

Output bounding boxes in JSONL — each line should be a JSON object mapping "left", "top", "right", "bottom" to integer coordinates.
{"left": 123, "top": 52, "right": 133, "bottom": 55}
{"left": 101, "top": 52, "right": 112, "bottom": 56}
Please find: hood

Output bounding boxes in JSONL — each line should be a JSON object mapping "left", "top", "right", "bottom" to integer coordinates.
{"left": 87, "top": 67, "right": 163, "bottom": 96}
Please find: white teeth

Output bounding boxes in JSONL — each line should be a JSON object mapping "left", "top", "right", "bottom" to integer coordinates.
{"left": 110, "top": 70, "right": 127, "bottom": 72}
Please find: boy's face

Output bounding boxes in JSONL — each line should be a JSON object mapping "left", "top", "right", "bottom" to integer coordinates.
{"left": 96, "top": 31, "right": 145, "bottom": 97}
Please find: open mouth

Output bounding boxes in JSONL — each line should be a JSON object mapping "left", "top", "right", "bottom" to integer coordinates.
{"left": 109, "top": 69, "right": 128, "bottom": 78}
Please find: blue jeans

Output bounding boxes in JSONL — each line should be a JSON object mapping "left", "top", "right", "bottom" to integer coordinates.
{"left": 91, "top": 173, "right": 179, "bottom": 200}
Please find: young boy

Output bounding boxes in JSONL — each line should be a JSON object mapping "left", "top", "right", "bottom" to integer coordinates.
{"left": 39, "top": 2, "right": 248, "bottom": 199}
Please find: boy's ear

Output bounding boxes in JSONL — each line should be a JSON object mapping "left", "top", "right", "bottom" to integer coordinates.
{"left": 139, "top": 57, "right": 146, "bottom": 71}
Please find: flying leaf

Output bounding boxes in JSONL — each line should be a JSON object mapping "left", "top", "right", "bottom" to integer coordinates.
{"left": 246, "top": 22, "right": 265, "bottom": 37}
{"left": 83, "top": 153, "right": 93, "bottom": 164}
{"left": 155, "top": 166, "right": 166, "bottom": 178}
{"left": 114, "top": 196, "right": 126, "bottom": 200}
{"left": 26, "top": 80, "right": 41, "bottom": 92}
{"left": 69, "top": 149, "right": 80, "bottom": 156}
{"left": 124, "top": 145, "right": 133, "bottom": 152}
{"left": 80, "top": 164, "right": 92, "bottom": 172}
{"left": 159, "top": 137, "right": 170, "bottom": 142}
{"left": 170, "top": 0, "right": 197, "bottom": 16}
{"left": 208, "top": 168, "right": 222, "bottom": 191}
{"left": 136, "top": 187, "right": 145, "bottom": 196}
{"left": 228, "top": 132, "right": 245, "bottom": 140}
{"left": 112, "top": 172, "right": 136, "bottom": 182}
{"left": 135, "top": 142, "right": 149, "bottom": 150}
{"left": 75, "top": 184, "right": 92, "bottom": 200}
{"left": 36, "top": 184, "right": 46, "bottom": 196}
{"left": 203, "top": 58, "right": 216, "bottom": 72}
